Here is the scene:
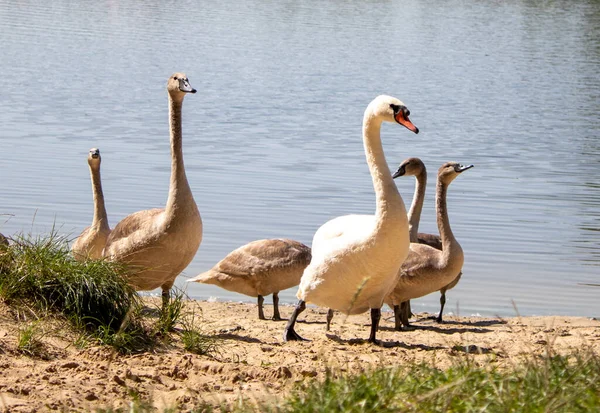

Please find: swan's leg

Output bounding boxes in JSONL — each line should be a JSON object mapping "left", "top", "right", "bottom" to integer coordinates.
{"left": 407, "top": 300, "right": 414, "bottom": 318}
{"left": 326, "top": 309, "right": 334, "bottom": 331}
{"left": 283, "top": 300, "right": 307, "bottom": 342}
{"left": 161, "top": 288, "right": 170, "bottom": 311}
{"left": 368, "top": 308, "right": 382, "bottom": 345}
{"left": 393, "top": 305, "right": 402, "bottom": 331}
{"left": 428, "top": 288, "right": 448, "bottom": 322}
{"left": 400, "top": 301, "right": 411, "bottom": 327}
{"left": 437, "top": 292, "right": 446, "bottom": 323}
{"left": 272, "top": 292, "right": 283, "bottom": 321}
{"left": 257, "top": 295, "right": 266, "bottom": 320}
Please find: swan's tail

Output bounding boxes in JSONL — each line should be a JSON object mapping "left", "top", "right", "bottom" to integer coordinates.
{"left": 186, "top": 270, "right": 215, "bottom": 284}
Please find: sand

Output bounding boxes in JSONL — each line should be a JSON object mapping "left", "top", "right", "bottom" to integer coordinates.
{"left": 0, "top": 299, "right": 598, "bottom": 412}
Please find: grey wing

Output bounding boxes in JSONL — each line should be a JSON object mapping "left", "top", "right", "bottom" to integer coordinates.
{"left": 400, "top": 243, "right": 440, "bottom": 281}
{"left": 417, "top": 232, "right": 442, "bottom": 251}
{"left": 214, "top": 239, "right": 311, "bottom": 279}
{"left": 105, "top": 208, "right": 164, "bottom": 246}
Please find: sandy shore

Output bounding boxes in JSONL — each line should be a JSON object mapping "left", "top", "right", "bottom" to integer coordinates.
{"left": 0, "top": 299, "right": 598, "bottom": 411}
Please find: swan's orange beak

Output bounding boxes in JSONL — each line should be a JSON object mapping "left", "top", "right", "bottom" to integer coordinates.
{"left": 395, "top": 113, "right": 419, "bottom": 134}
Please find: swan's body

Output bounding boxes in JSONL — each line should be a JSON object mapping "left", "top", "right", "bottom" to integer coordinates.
{"left": 284, "top": 95, "right": 419, "bottom": 344}
{"left": 188, "top": 239, "right": 311, "bottom": 320}
{"left": 394, "top": 158, "right": 463, "bottom": 325}
{"left": 71, "top": 148, "right": 111, "bottom": 261}
{"left": 384, "top": 162, "right": 472, "bottom": 329}
{"left": 416, "top": 232, "right": 462, "bottom": 325}
{"left": 103, "top": 73, "right": 202, "bottom": 307}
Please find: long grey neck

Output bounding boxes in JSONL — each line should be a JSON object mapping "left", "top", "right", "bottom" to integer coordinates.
{"left": 90, "top": 164, "right": 109, "bottom": 231}
{"left": 436, "top": 179, "right": 457, "bottom": 259}
{"left": 165, "top": 95, "right": 193, "bottom": 215}
{"left": 363, "top": 114, "right": 403, "bottom": 221}
{"left": 408, "top": 169, "right": 427, "bottom": 242}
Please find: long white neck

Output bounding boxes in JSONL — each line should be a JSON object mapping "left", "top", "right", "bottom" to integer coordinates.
{"left": 408, "top": 169, "right": 427, "bottom": 242}
{"left": 90, "top": 164, "right": 109, "bottom": 231}
{"left": 165, "top": 95, "right": 194, "bottom": 216}
{"left": 362, "top": 112, "right": 405, "bottom": 223}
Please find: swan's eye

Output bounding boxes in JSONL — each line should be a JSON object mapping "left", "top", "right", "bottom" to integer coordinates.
{"left": 389, "top": 104, "right": 399, "bottom": 113}
{"left": 173, "top": 76, "right": 178, "bottom": 80}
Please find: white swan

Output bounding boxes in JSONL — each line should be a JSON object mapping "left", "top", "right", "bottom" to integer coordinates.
{"left": 283, "top": 95, "right": 419, "bottom": 344}
{"left": 188, "top": 239, "right": 311, "bottom": 320}
{"left": 71, "top": 148, "right": 111, "bottom": 261}
{"left": 103, "top": 73, "right": 202, "bottom": 309}
{"left": 393, "top": 157, "right": 463, "bottom": 326}
{"left": 385, "top": 162, "right": 472, "bottom": 329}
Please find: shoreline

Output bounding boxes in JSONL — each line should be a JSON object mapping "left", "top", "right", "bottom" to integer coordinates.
{"left": 157, "top": 290, "right": 600, "bottom": 320}
{"left": 1, "top": 299, "right": 599, "bottom": 411}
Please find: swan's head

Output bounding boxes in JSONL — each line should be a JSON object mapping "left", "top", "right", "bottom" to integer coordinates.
{"left": 368, "top": 95, "right": 419, "bottom": 134}
{"left": 393, "top": 157, "right": 425, "bottom": 179}
{"left": 87, "top": 148, "right": 101, "bottom": 166}
{"left": 167, "top": 73, "right": 196, "bottom": 99}
{"left": 438, "top": 162, "right": 474, "bottom": 184}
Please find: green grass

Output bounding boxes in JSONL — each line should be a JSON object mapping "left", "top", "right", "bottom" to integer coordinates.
{"left": 179, "top": 308, "right": 222, "bottom": 356}
{"left": 0, "top": 231, "right": 223, "bottom": 356}
{"left": 265, "top": 351, "right": 600, "bottom": 413}
{"left": 152, "top": 287, "right": 222, "bottom": 356}
{"left": 0, "top": 231, "right": 224, "bottom": 356}
{"left": 16, "top": 320, "right": 47, "bottom": 358}
{"left": 92, "top": 350, "right": 600, "bottom": 412}
{"left": 0, "top": 231, "right": 137, "bottom": 332}
{"left": 156, "top": 287, "right": 186, "bottom": 335}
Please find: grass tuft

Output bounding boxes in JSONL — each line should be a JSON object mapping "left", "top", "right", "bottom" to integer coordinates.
{"left": 16, "top": 320, "right": 47, "bottom": 358}
{"left": 156, "top": 287, "right": 186, "bottom": 336}
{"left": 0, "top": 231, "right": 223, "bottom": 356}
{"left": 179, "top": 309, "right": 222, "bottom": 357}
{"left": 0, "top": 231, "right": 137, "bottom": 332}
{"left": 0, "top": 231, "right": 156, "bottom": 354}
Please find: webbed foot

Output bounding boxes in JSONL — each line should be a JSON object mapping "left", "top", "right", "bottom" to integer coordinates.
{"left": 283, "top": 328, "right": 307, "bottom": 342}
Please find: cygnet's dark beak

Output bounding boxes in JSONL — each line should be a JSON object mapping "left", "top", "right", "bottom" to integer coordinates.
{"left": 178, "top": 78, "right": 197, "bottom": 94}
{"left": 392, "top": 165, "right": 406, "bottom": 179}
{"left": 456, "top": 164, "right": 474, "bottom": 173}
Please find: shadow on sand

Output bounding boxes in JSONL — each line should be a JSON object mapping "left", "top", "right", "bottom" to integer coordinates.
{"left": 325, "top": 334, "right": 446, "bottom": 351}
{"left": 377, "top": 323, "right": 494, "bottom": 335}
{"left": 421, "top": 318, "right": 508, "bottom": 327}
{"left": 215, "top": 333, "right": 264, "bottom": 344}
{"left": 139, "top": 305, "right": 162, "bottom": 318}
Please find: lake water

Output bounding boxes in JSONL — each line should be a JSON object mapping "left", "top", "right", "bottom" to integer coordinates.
{"left": 1, "top": 0, "right": 599, "bottom": 318}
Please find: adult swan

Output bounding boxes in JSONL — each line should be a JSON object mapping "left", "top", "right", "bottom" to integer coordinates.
{"left": 283, "top": 95, "right": 419, "bottom": 344}
{"left": 103, "top": 73, "right": 202, "bottom": 310}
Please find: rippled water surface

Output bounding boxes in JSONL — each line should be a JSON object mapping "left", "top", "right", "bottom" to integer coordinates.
{"left": 1, "top": 0, "right": 599, "bottom": 317}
